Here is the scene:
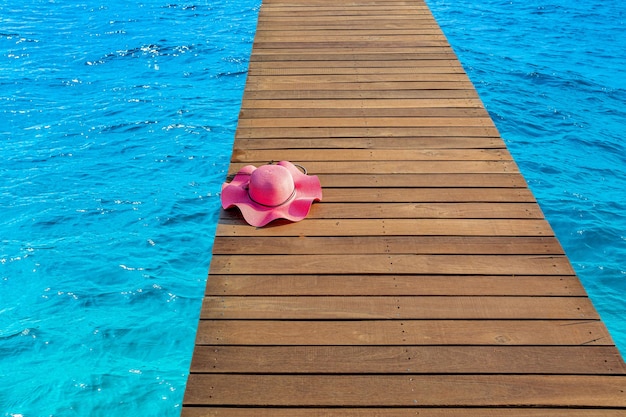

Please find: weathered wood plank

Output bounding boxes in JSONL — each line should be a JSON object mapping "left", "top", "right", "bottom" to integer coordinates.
{"left": 184, "top": 374, "right": 626, "bottom": 407}
{"left": 245, "top": 67, "right": 470, "bottom": 79}
{"left": 241, "top": 98, "right": 484, "bottom": 108}
{"left": 320, "top": 188, "right": 532, "bottom": 201}
{"left": 252, "top": 36, "right": 452, "bottom": 45}
{"left": 231, "top": 148, "right": 506, "bottom": 161}
{"left": 236, "top": 126, "right": 499, "bottom": 138}
{"left": 234, "top": 138, "right": 504, "bottom": 150}
{"left": 194, "top": 320, "right": 611, "bottom": 346}
{"left": 258, "top": 7, "right": 431, "bottom": 15}
{"left": 254, "top": 23, "right": 447, "bottom": 30}
{"left": 261, "top": 7, "right": 432, "bottom": 13}
{"left": 248, "top": 59, "right": 466, "bottom": 68}
{"left": 201, "top": 296, "right": 597, "bottom": 319}
{"left": 182, "top": 409, "right": 626, "bottom": 417}
{"left": 205, "top": 275, "right": 586, "bottom": 296}
{"left": 229, "top": 162, "right": 519, "bottom": 175}
{"left": 243, "top": 73, "right": 471, "bottom": 83}
{"left": 252, "top": 48, "right": 454, "bottom": 56}
{"left": 190, "top": 345, "right": 626, "bottom": 374}
{"left": 249, "top": 52, "right": 458, "bottom": 61}
{"left": 297, "top": 202, "right": 540, "bottom": 218}
{"left": 240, "top": 108, "right": 486, "bottom": 120}
{"left": 261, "top": 0, "right": 430, "bottom": 5}
{"left": 259, "top": 12, "right": 433, "bottom": 18}
{"left": 212, "top": 236, "right": 562, "bottom": 255}
{"left": 314, "top": 173, "right": 524, "bottom": 186}
{"left": 209, "top": 254, "right": 574, "bottom": 275}
{"left": 257, "top": 16, "right": 440, "bottom": 23}
{"left": 255, "top": 35, "right": 446, "bottom": 45}
{"left": 247, "top": 81, "right": 474, "bottom": 90}
{"left": 216, "top": 219, "right": 554, "bottom": 237}
{"left": 254, "top": 23, "right": 441, "bottom": 29}
{"left": 238, "top": 118, "right": 495, "bottom": 130}
{"left": 243, "top": 89, "right": 480, "bottom": 99}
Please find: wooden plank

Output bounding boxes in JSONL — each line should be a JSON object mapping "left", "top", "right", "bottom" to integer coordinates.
{"left": 240, "top": 107, "right": 486, "bottom": 118}
{"left": 314, "top": 175, "right": 525, "bottom": 187}
{"left": 216, "top": 219, "right": 554, "bottom": 237}
{"left": 235, "top": 138, "right": 505, "bottom": 150}
{"left": 318, "top": 188, "right": 533, "bottom": 201}
{"left": 251, "top": 47, "right": 455, "bottom": 55}
{"left": 212, "top": 236, "right": 563, "bottom": 254}
{"left": 237, "top": 118, "right": 496, "bottom": 129}
{"left": 209, "top": 254, "right": 574, "bottom": 275}
{"left": 253, "top": 23, "right": 447, "bottom": 30}
{"left": 253, "top": 41, "right": 450, "bottom": 49}
{"left": 190, "top": 345, "right": 626, "bottom": 374}
{"left": 261, "top": 0, "right": 430, "bottom": 5}
{"left": 255, "top": 22, "right": 442, "bottom": 31}
{"left": 243, "top": 73, "right": 471, "bottom": 83}
{"left": 231, "top": 148, "right": 506, "bottom": 161}
{"left": 303, "top": 203, "right": 538, "bottom": 218}
{"left": 299, "top": 203, "right": 541, "bottom": 218}
{"left": 201, "top": 296, "right": 598, "bottom": 319}
{"left": 235, "top": 126, "right": 499, "bottom": 138}
{"left": 240, "top": 98, "right": 485, "bottom": 108}
{"left": 227, "top": 163, "right": 520, "bottom": 176}
{"left": 183, "top": 409, "right": 626, "bottom": 417}
{"left": 258, "top": 7, "right": 432, "bottom": 14}
{"left": 256, "top": 16, "right": 441, "bottom": 23}
{"left": 249, "top": 52, "right": 458, "bottom": 61}
{"left": 248, "top": 59, "right": 466, "bottom": 68}
{"left": 253, "top": 32, "right": 451, "bottom": 41}
{"left": 247, "top": 71, "right": 468, "bottom": 79}
{"left": 195, "top": 320, "right": 611, "bottom": 346}
{"left": 205, "top": 275, "right": 586, "bottom": 296}
{"left": 259, "top": 12, "right": 434, "bottom": 18}
{"left": 255, "top": 31, "right": 446, "bottom": 44}
{"left": 243, "top": 89, "right": 480, "bottom": 99}
{"left": 246, "top": 74, "right": 471, "bottom": 84}
{"left": 261, "top": 6, "right": 432, "bottom": 12}
{"left": 246, "top": 81, "right": 475, "bottom": 90}
{"left": 184, "top": 374, "right": 626, "bottom": 407}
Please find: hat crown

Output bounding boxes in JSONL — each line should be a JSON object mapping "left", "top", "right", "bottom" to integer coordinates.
{"left": 248, "top": 164, "right": 295, "bottom": 207}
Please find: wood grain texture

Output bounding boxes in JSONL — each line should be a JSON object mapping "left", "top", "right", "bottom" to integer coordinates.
{"left": 184, "top": 374, "right": 626, "bottom": 407}
{"left": 201, "top": 296, "right": 597, "bottom": 319}
{"left": 182, "top": 0, "right": 626, "bottom": 413}
{"left": 190, "top": 345, "right": 626, "bottom": 374}
{"left": 194, "top": 320, "right": 611, "bottom": 346}
{"left": 182, "top": 409, "right": 626, "bottom": 417}
{"left": 205, "top": 275, "right": 586, "bottom": 296}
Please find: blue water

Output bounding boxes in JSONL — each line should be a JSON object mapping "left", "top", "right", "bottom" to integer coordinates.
{"left": 1, "top": 0, "right": 260, "bottom": 415}
{"left": 0, "top": 0, "right": 624, "bottom": 415}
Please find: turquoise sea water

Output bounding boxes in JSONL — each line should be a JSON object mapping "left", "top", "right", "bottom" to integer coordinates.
{"left": 1, "top": 0, "right": 260, "bottom": 415}
{"left": 0, "top": 0, "right": 624, "bottom": 415}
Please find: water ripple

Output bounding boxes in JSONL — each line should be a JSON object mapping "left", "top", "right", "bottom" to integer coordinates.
{"left": 1, "top": 0, "right": 260, "bottom": 415}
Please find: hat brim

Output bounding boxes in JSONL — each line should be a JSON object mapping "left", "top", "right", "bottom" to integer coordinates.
{"left": 221, "top": 161, "right": 322, "bottom": 227}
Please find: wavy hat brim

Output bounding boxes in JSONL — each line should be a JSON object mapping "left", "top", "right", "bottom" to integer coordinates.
{"left": 221, "top": 161, "right": 322, "bottom": 227}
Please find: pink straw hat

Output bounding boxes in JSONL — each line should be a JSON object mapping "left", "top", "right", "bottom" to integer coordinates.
{"left": 220, "top": 160, "right": 322, "bottom": 227}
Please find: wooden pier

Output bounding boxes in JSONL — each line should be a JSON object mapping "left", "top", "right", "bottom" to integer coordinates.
{"left": 182, "top": 0, "right": 626, "bottom": 414}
